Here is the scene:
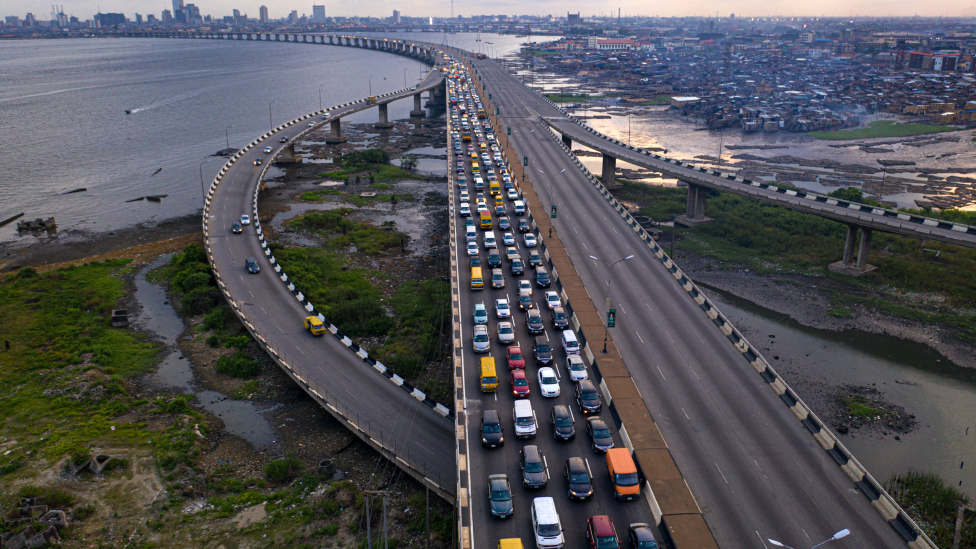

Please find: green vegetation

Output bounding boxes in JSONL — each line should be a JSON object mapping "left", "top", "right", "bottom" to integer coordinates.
{"left": 529, "top": 49, "right": 560, "bottom": 56}
{"left": 288, "top": 208, "right": 409, "bottom": 255}
{"left": 614, "top": 179, "right": 976, "bottom": 342}
{"left": 300, "top": 188, "right": 415, "bottom": 207}
{"left": 232, "top": 379, "right": 262, "bottom": 400}
{"left": 546, "top": 93, "right": 591, "bottom": 103}
{"left": 265, "top": 455, "right": 303, "bottom": 482}
{"left": 639, "top": 95, "right": 672, "bottom": 106}
{"left": 886, "top": 471, "right": 975, "bottom": 548}
{"left": 215, "top": 352, "right": 260, "bottom": 378}
{"left": 809, "top": 120, "right": 959, "bottom": 140}
{"left": 838, "top": 394, "right": 886, "bottom": 418}
{"left": 318, "top": 147, "right": 422, "bottom": 182}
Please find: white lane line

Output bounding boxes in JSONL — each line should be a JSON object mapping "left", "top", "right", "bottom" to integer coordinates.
{"left": 249, "top": 291, "right": 255, "bottom": 298}
{"left": 277, "top": 325, "right": 284, "bottom": 333}
{"left": 582, "top": 242, "right": 587, "bottom": 250}
{"left": 656, "top": 365, "right": 667, "bottom": 380}
{"left": 756, "top": 532, "right": 769, "bottom": 549}
{"left": 297, "top": 347, "right": 306, "bottom": 355}
{"left": 261, "top": 307, "right": 268, "bottom": 315}
{"left": 681, "top": 407, "right": 689, "bottom": 420}
{"left": 544, "top": 330, "right": 549, "bottom": 342}
{"left": 715, "top": 462, "right": 731, "bottom": 488}
{"left": 573, "top": 227, "right": 578, "bottom": 234}
{"left": 636, "top": 332, "right": 644, "bottom": 344}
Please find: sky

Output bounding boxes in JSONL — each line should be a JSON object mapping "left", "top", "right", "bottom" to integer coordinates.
{"left": 8, "top": 0, "right": 975, "bottom": 20}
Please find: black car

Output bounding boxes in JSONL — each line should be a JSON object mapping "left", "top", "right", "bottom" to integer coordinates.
{"left": 487, "top": 474, "right": 514, "bottom": 518}
{"left": 470, "top": 256, "right": 483, "bottom": 268}
{"left": 245, "top": 257, "right": 260, "bottom": 274}
{"left": 481, "top": 409, "right": 504, "bottom": 448}
{"left": 511, "top": 258, "right": 525, "bottom": 276}
{"left": 628, "top": 523, "right": 659, "bottom": 549}
{"left": 551, "top": 307, "right": 569, "bottom": 330}
{"left": 533, "top": 335, "right": 552, "bottom": 364}
{"left": 550, "top": 405, "right": 576, "bottom": 441}
{"left": 576, "top": 380, "right": 602, "bottom": 415}
{"left": 487, "top": 252, "right": 502, "bottom": 268}
{"left": 253, "top": 158, "right": 263, "bottom": 166}
{"left": 518, "top": 219, "right": 531, "bottom": 233}
{"left": 498, "top": 217, "right": 511, "bottom": 230}
{"left": 520, "top": 445, "right": 548, "bottom": 489}
{"left": 526, "top": 311, "right": 545, "bottom": 335}
{"left": 586, "top": 417, "right": 614, "bottom": 452}
{"left": 528, "top": 251, "right": 543, "bottom": 267}
{"left": 231, "top": 222, "right": 243, "bottom": 234}
{"left": 563, "top": 457, "right": 594, "bottom": 500}
{"left": 279, "top": 137, "right": 288, "bottom": 143}
{"left": 535, "top": 267, "right": 551, "bottom": 288}
{"left": 518, "top": 293, "right": 533, "bottom": 311}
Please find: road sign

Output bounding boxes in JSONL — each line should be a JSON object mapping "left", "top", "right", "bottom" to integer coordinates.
{"left": 607, "top": 309, "right": 616, "bottom": 328}
{"left": 551, "top": 205, "right": 557, "bottom": 219}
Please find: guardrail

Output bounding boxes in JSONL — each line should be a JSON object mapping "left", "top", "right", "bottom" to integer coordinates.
{"left": 536, "top": 121, "right": 937, "bottom": 549}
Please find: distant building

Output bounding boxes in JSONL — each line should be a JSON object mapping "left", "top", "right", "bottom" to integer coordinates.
{"left": 259, "top": 5, "right": 269, "bottom": 23}
{"left": 135, "top": 13, "right": 143, "bottom": 24}
{"left": 670, "top": 96, "right": 701, "bottom": 109}
{"left": 161, "top": 9, "right": 172, "bottom": 23}
{"left": 24, "top": 13, "right": 37, "bottom": 26}
{"left": 595, "top": 38, "right": 638, "bottom": 51}
{"left": 95, "top": 12, "right": 125, "bottom": 27}
{"left": 567, "top": 12, "right": 580, "bottom": 24}
{"left": 392, "top": 10, "right": 400, "bottom": 24}
{"left": 5, "top": 15, "right": 20, "bottom": 27}
{"left": 147, "top": 14, "right": 158, "bottom": 25}
{"left": 289, "top": 10, "right": 298, "bottom": 24}
{"left": 312, "top": 5, "right": 326, "bottom": 23}
{"left": 233, "top": 9, "right": 241, "bottom": 25}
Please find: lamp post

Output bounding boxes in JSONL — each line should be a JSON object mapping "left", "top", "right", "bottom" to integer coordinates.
{"left": 224, "top": 124, "right": 233, "bottom": 151}
{"left": 404, "top": 68, "right": 409, "bottom": 88}
{"left": 368, "top": 74, "right": 374, "bottom": 96}
{"left": 769, "top": 528, "right": 851, "bottom": 549}
{"left": 199, "top": 158, "right": 214, "bottom": 200}
{"left": 319, "top": 84, "right": 327, "bottom": 111}
{"left": 268, "top": 100, "right": 277, "bottom": 131}
{"left": 589, "top": 254, "right": 634, "bottom": 353}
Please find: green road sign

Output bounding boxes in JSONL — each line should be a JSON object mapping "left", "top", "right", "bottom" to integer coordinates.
{"left": 551, "top": 205, "right": 557, "bottom": 219}
{"left": 607, "top": 309, "right": 616, "bottom": 328}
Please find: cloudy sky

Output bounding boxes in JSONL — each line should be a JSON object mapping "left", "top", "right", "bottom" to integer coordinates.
{"left": 8, "top": 0, "right": 972, "bottom": 20}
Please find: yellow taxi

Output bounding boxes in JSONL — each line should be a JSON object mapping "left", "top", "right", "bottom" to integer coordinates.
{"left": 304, "top": 316, "right": 326, "bottom": 336}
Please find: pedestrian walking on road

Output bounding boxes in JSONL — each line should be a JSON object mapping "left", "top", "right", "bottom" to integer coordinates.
{"left": 548, "top": 226, "right": 552, "bottom": 238}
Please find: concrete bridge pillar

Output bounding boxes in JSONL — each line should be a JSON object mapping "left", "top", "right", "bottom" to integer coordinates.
{"left": 561, "top": 134, "right": 572, "bottom": 148}
{"left": 601, "top": 154, "right": 621, "bottom": 190}
{"left": 325, "top": 119, "right": 347, "bottom": 144}
{"left": 410, "top": 93, "right": 426, "bottom": 118}
{"left": 675, "top": 183, "right": 708, "bottom": 226}
{"left": 830, "top": 225, "right": 876, "bottom": 276}
{"left": 376, "top": 103, "right": 394, "bottom": 129}
{"left": 277, "top": 143, "right": 302, "bottom": 164}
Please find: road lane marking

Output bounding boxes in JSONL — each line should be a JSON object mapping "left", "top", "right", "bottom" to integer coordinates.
{"left": 277, "top": 325, "right": 284, "bottom": 333}
{"left": 656, "top": 365, "right": 667, "bottom": 380}
{"left": 756, "top": 532, "right": 769, "bottom": 549}
{"left": 715, "top": 463, "right": 731, "bottom": 489}
{"left": 249, "top": 291, "right": 255, "bottom": 298}
{"left": 261, "top": 307, "right": 268, "bottom": 315}
{"left": 636, "top": 332, "right": 644, "bottom": 344}
{"left": 297, "top": 347, "right": 305, "bottom": 355}
{"left": 681, "top": 407, "right": 689, "bottom": 420}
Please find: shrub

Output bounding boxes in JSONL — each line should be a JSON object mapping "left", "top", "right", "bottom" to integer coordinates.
{"left": 204, "top": 307, "right": 231, "bottom": 331}
{"left": 15, "top": 266, "right": 38, "bottom": 279}
{"left": 17, "top": 485, "right": 76, "bottom": 508}
{"left": 180, "top": 272, "right": 212, "bottom": 293}
{"left": 181, "top": 287, "right": 219, "bottom": 316}
{"left": 158, "top": 395, "right": 194, "bottom": 415}
{"left": 206, "top": 334, "right": 220, "bottom": 347}
{"left": 343, "top": 148, "right": 389, "bottom": 165}
{"left": 264, "top": 456, "right": 302, "bottom": 482}
{"left": 327, "top": 297, "right": 394, "bottom": 337}
{"left": 178, "top": 243, "right": 208, "bottom": 265}
{"left": 215, "top": 352, "right": 260, "bottom": 378}
{"left": 223, "top": 335, "right": 251, "bottom": 350}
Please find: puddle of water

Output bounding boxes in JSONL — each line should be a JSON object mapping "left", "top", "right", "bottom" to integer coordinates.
{"left": 707, "top": 286, "right": 976, "bottom": 493}
{"left": 392, "top": 157, "right": 447, "bottom": 176}
{"left": 133, "top": 256, "right": 276, "bottom": 448}
{"left": 402, "top": 146, "right": 448, "bottom": 157}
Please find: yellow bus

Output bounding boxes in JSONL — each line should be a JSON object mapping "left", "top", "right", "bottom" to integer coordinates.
{"left": 480, "top": 357, "right": 498, "bottom": 392}
{"left": 478, "top": 108, "right": 487, "bottom": 119}
{"left": 471, "top": 161, "right": 480, "bottom": 172}
{"left": 489, "top": 181, "right": 501, "bottom": 196}
{"left": 480, "top": 210, "right": 492, "bottom": 229}
{"left": 471, "top": 266, "right": 484, "bottom": 290}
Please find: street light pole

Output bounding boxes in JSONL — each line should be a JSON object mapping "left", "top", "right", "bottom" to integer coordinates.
{"left": 368, "top": 74, "right": 374, "bottom": 96}
{"left": 589, "top": 254, "right": 634, "bottom": 353}
{"left": 404, "top": 68, "right": 409, "bottom": 88}
{"left": 199, "top": 158, "right": 213, "bottom": 200}
{"left": 769, "top": 528, "right": 851, "bottom": 549}
{"left": 319, "top": 84, "right": 326, "bottom": 110}
{"left": 268, "top": 100, "right": 277, "bottom": 131}
{"left": 224, "top": 124, "right": 233, "bottom": 151}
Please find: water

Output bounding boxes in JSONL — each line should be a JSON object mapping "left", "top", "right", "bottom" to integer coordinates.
{"left": 707, "top": 287, "right": 976, "bottom": 493}
{"left": 133, "top": 256, "right": 276, "bottom": 447}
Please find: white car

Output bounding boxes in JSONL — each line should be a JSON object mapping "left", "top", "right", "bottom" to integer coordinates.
{"left": 263, "top": 146, "right": 273, "bottom": 153}
{"left": 496, "top": 321, "right": 515, "bottom": 344}
{"left": 507, "top": 189, "right": 519, "bottom": 201}
{"left": 477, "top": 202, "right": 489, "bottom": 213}
{"left": 460, "top": 191, "right": 470, "bottom": 202}
{"left": 565, "top": 355, "right": 588, "bottom": 382}
{"left": 466, "top": 242, "right": 479, "bottom": 256}
{"left": 524, "top": 234, "right": 537, "bottom": 247}
{"left": 495, "top": 298, "right": 511, "bottom": 318}
{"left": 484, "top": 234, "right": 497, "bottom": 249}
{"left": 240, "top": 214, "right": 250, "bottom": 225}
{"left": 472, "top": 325, "right": 491, "bottom": 353}
{"left": 518, "top": 280, "right": 533, "bottom": 296}
{"left": 544, "top": 291, "right": 561, "bottom": 310}
{"left": 309, "top": 121, "right": 315, "bottom": 127}
{"left": 503, "top": 232, "right": 516, "bottom": 246}
{"left": 537, "top": 367, "right": 560, "bottom": 397}
{"left": 459, "top": 202, "right": 471, "bottom": 217}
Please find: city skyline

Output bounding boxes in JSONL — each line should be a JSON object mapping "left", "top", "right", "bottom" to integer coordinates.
{"left": 4, "top": 0, "right": 976, "bottom": 20}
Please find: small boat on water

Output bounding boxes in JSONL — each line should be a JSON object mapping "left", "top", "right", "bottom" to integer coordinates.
{"left": 146, "top": 194, "right": 168, "bottom": 202}
{"left": 125, "top": 110, "right": 132, "bottom": 114}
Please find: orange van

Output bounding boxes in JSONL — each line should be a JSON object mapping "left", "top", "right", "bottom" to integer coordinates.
{"left": 606, "top": 448, "right": 640, "bottom": 501}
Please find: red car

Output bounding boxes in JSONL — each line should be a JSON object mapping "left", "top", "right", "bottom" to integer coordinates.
{"left": 507, "top": 345, "right": 525, "bottom": 370}
{"left": 587, "top": 515, "right": 619, "bottom": 549}
{"left": 510, "top": 370, "right": 530, "bottom": 398}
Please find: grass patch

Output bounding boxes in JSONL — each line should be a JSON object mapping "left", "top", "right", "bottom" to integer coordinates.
{"left": 828, "top": 306, "right": 854, "bottom": 319}
{"left": 300, "top": 188, "right": 415, "bottom": 207}
{"left": 265, "top": 455, "right": 303, "bottom": 483}
{"left": 232, "top": 380, "right": 261, "bottom": 400}
{"left": 809, "top": 120, "right": 959, "bottom": 140}
{"left": 215, "top": 352, "right": 260, "bottom": 379}
{"left": 545, "top": 93, "right": 591, "bottom": 103}
{"left": 318, "top": 147, "right": 425, "bottom": 182}
{"left": 839, "top": 394, "right": 885, "bottom": 418}
{"left": 886, "top": 471, "right": 975, "bottom": 547}
{"left": 288, "top": 208, "right": 409, "bottom": 255}
{"left": 639, "top": 95, "right": 672, "bottom": 106}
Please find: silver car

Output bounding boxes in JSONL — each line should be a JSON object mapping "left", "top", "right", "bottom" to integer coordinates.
{"left": 496, "top": 321, "right": 515, "bottom": 344}
{"left": 473, "top": 325, "right": 491, "bottom": 353}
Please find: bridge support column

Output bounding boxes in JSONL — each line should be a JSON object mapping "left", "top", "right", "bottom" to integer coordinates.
{"left": 601, "top": 154, "right": 622, "bottom": 190}
{"left": 561, "top": 134, "right": 572, "bottom": 148}
{"left": 375, "top": 103, "right": 394, "bottom": 129}
{"left": 410, "top": 93, "right": 426, "bottom": 118}
{"left": 829, "top": 225, "right": 877, "bottom": 276}
{"left": 276, "top": 143, "right": 302, "bottom": 164}
{"left": 325, "top": 119, "right": 347, "bottom": 144}
{"left": 675, "top": 183, "right": 711, "bottom": 227}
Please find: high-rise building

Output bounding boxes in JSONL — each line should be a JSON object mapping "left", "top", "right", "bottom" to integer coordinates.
{"left": 185, "top": 4, "right": 200, "bottom": 22}
{"left": 24, "top": 13, "right": 37, "bottom": 26}
{"left": 94, "top": 12, "right": 125, "bottom": 27}
{"left": 312, "top": 5, "right": 325, "bottom": 23}
{"left": 161, "top": 9, "right": 173, "bottom": 23}
{"left": 5, "top": 15, "right": 20, "bottom": 27}
{"left": 288, "top": 10, "right": 298, "bottom": 23}
{"left": 135, "top": 13, "right": 143, "bottom": 24}
{"left": 147, "top": 14, "right": 157, "bottom": 25}
{"left": 233, "top": 9, "right": 241, "bottom": 25}
{"left": 392, "top": 10, "right": 400, "bottom": 24}
{"left": 259, "top": 5, "right": 269, "bottom": 24}
{"left": 567, "top": 12, "right": 580, "bottom": 24}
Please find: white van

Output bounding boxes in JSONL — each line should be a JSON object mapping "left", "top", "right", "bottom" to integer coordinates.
{"left": 513, "top": 400, "right": 537, "bottom": 439}
{"left": 561, "top": 330, "right": 580, "bottom": 356}
{"left": 513, "top": 200, "right": 525, "bottom": 216}
{"left": 466, "top": 226, "right": 478, "bottom": 242}
{"left": 531, "top": 497, "right": 564, "bottom": 549}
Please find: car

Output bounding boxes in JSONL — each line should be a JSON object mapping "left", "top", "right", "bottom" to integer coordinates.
{"left": 586, "top": 417, "right": 614, "bottom": 453}
{"left": 506, "top": 345, "right": 525, "bottom": 370}
{"left": 534, "top": 336, "right": 553, "bottom": 365}
{"left": 484, "top": 234, "right": 497, "bottom": 249}
{"left": 308, "top": 121, "right": 315, "bottom": 126}
{"left": 459, "top": 191, "right": 470, "bottom": 202}
{"left": 495, "top": 298, "right": 511, "bottom": 318}
{"left": 465, "top": 217, "right": 476, "bottom": 228}
{"left": 564, "top": 457, "right": 594, "bottom": 500}
{"left": 498, "top": 217, "right": 511, "bottom": 230}
{"left": 496, "top": 321, "right": 515, "bottom": 344}
{"left": 520, "top": 445, "right": 549, "bottom": 489}
{"left": 507, "top": 189, "right": 519, "bottom": 201}
{"left": 587, "top": 516, "right": 619, "bottom": 549}
{"left": 231, "top": 222, "right": 242, "bottom": 234}
{"left": 550, "top": 307, "right": 569, "bottom": 330}
{"left": 481, "top": 409, "right": 504, "bottom": 448}
{"left": 240, "top": 214, "right": 251, "bottom": 225}
{"left": 518, "top": 293, "right": 533, "bottom": 311}
{"left": 473, "top": 302, "right": 488, "bottom": 325}
{"left": 528, "top": 251, "right": 542, "bottom": 267}
{"left": 495, "top": 205, "right": 506, "bottom": 217}
{"left": 517, "top": 280, "right": 533, "bottom": 296}
{"left": 304, "top": 316, "right": 326, "bottom": 335}
{"left": 511, "top": 259, "right": 525, "bottom": 276}
{"left": 511, "top": 370, "right": 531, "bottom": 398}
{"left": 263, "top": 146, "right": 273, "bottom": 153}
{"left": 628, "top": 523, "right": 659, "bottom": 549}
{"left": 245, "top": 257, "right": 260, "bottom": 274}
{"left": 476, "top": 203, "right": 489, "bottom": 213}
{"left": 502, "top": 232, "right": 516, "bottom": 246}
{"left": 470, "top": 256, "right": 482, "bottom": 268}
{"left": 550, "top": 405, "right": 575, "bottom": 441}
{"left": 466, "top": 242, "right": 479, "bottom": 256}
{"left": 535, "top": 267, "right": 551, "bottom": 288}
{"left": 544, "top": 291, "right": 561, "bottom": 310}
{"left": 566, "top": 355, "right": 588, "bottom": 382}
{"left": 410, "top": 86, "right": 417, "bottom": 91}
{"left": 518, "top": 219, "right": 531, "bottom": 233}
{"left": 279, "top": 137, "right": 287, "bottom": 143}
{"left": 487, "top": 474, "right": 514, "bottom": 518}
{"left": 487, "top": 251, "right": 502, "bottom": 268}
{"left": 538, "top": 367, "right": 560, "bottom": 397}
{"left": 524, "top": 234, "right": 537, "bottom": 247}
{"left": 472, "top": 325, "right": 490, "bottom": 353}
{"left": 576, "top": 380, "right": 602, "bottom": 414}
{"left": 459, "top": 203, "right": 471, "bottom": 217}
{"left": 526, "top": 310, "right": 545, "bottom": 334}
